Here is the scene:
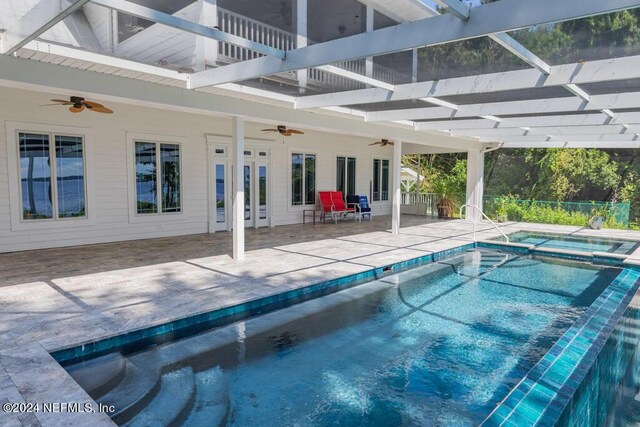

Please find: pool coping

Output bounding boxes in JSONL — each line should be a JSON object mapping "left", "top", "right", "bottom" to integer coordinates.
{"left": 47, "top": 239, "right": 640, "bottom": 427}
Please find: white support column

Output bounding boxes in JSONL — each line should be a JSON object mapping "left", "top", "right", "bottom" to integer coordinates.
{"left": 295, "top": 0, "right": 308, "bottom": 92}
{"left": 365, "top": 4, "right": 374, "bottom": 78}
{"left": 465, "top": 149, "right": 485, "bottom": 222}
{"left": 233, "top": 116, "right": 245, "bottom": 260}
{"left": 392, "top": 140, "right": 403, "bottom": 234}
{"left": 196, "top": 0, "right": 218, "bottom": 71}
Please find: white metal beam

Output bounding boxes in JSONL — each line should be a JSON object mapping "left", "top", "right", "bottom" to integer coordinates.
{"left": 452, "top": 124, "right": 634, "bottom": 138}
{"left": 478, "top": 134, "right": 640, "bottom": 143}
{"left": 415, "top": 113, "right": 617, "bottom": 131}
{"left": 487, "top": 33, "right": 551, "bottom": 74}
{"left": 563, "top": 83, "right": 591, "bottom": 101}
{"left": 295, "top": 54, "right": 640, "bottom": 110}
{"left": 432, "top": 0, "right": 470, "bottom": 20}
{"left": 92, "top": 0, "right": 285, "bottom": 59}
{"left": 501, "top": 141, "right": 640, "bottom": 148}
{"left": 232, "top": 116, "right": 245, "bottom": 261}
{"left": 1, "top": 0, "right": 92, "bottom": 55}
{"left": 189, "top": 0, "right": 640, "bottom": 88}
{"left": 315, "top": 65, "right": 394, "bottom": 91}
{"left": 392, "top": 140, "right": 402, "bottom": 234}
{"left": 366, "top": 91, "right": 640, "bottom": 122}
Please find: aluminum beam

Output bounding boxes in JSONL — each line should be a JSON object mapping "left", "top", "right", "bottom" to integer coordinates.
{"left": 501, "top": 141, "right": 640, "bottom": 148}
{"left": 478, "top": 134, "right": 640, "bottom": 143}
{"left": 415, "top": 113, "right": 617, "bottom": 131}
{"left": 452, "top": 124, "right": 635, "bottom": 138}
{"left": 1, "top": 0, "right": 92, "bottom": 55}
{"left": 296, "top": 54, "right": 640, "bottom": 109}
{"left": 366, "top": 91, "right": 640, "bottom": 122}
{"left": 487, "top": 33, "right": 551, "bottom": 74}
{"left": 432, "top": 0, "right": 470, "bottom": 20}
{"left": 189, "top": 0, "right": 640, "bottom": 88}
{"left": 92, "top": 0, "right": 285, "bottom": 59}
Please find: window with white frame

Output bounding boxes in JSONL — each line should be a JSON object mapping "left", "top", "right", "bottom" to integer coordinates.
{"left": 134, "top": 141, "right": 181, "bottom": 214}
{"left": 291, "top": 153, "right": 316, "bottom": 206}
{"left": 18, "top": 132, "right": 86, "bottom": 221}
{"left": 372, "top": 158, "right": 390, "bottom": 201}
{"left": 336, "top": 156, "right": 356, "bottom": 196}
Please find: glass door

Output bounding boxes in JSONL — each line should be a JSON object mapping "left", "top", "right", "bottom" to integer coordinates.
{"left": 243, "top": 164, "right": 253, "bottom": 227}
{"left": 213, "top": 161, "right": 229, "bottom": 231}
{"left": 255, "top": 161, "right": 269, "bottom": 227}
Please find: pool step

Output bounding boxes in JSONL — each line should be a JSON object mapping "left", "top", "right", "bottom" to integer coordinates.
{"left": 124, "top": 367, "right": 196, "bottom": 427}
{"left": 97, "top": 360, "right": 161, "bottom": 425}
{"left": 183, "top": 367, "right": 230, "bottom": 427}
{"left": 66, "top": 352, "right": 127, "bottom": 399}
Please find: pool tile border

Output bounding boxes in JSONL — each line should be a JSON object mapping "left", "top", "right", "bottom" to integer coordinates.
{"left": 481, "top": 265, "right": 640, "bottom": 426}
{"left": 52, "top": 244, "right": 476, "bottom": 364}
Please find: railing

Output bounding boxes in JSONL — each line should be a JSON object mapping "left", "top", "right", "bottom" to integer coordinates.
{"left": 459, "top": 204, "right": 509, "bottom": 242}
{"left": 401, "top": 192, "right": 438, "bottom": 217}
{"left": 216, "top": 8, "right": 410, "bottom": 89}
{"left": 217, "top": 8, "right": 296, "bottom": 62}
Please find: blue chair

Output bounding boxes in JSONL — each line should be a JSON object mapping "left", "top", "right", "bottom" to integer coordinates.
{"left": 358, "top": 195, "right": 372, "bottom": 220}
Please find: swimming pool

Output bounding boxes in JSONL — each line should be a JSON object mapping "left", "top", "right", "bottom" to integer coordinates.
{"left": 495, "top": 231, "right": 640, "bottom": 255}
{"left": 61, "top": 248, "right": 623, "bottom": 426}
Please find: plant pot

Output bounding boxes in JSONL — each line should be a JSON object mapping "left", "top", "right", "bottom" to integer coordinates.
{"left": 496, "top": 214, "right": 507, "bottom": 223}
{"left": 589, "top": 215, "right": 605, "bottom": 230}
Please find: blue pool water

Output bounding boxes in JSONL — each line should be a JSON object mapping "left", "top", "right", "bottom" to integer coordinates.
{"left": 497, "top": 231, "right": 640, "bottom": 255}
{"left": 65, "top": 249, "right": 621, "bottom": 426}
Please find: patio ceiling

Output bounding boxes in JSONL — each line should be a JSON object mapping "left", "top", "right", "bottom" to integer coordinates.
{"left": 2, "top": 0, "right": 640, "bottom": 149}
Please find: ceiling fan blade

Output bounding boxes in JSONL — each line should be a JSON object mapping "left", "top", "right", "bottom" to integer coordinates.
{"left": 369, "top": 142, "right": 381, "bottom": 146}
{"left": 282, "top": 131, "right": 293, "bottom": 136}
{"left": 51, "top": 99, "right": 73, "bottom": 104}
{"left": 261, "top": 128, "right": 279, "bottom": 132}
{"left": 387, "top": 142, "right": 395, "bottom": 145}
{"left": 69, "top": 105, "right": 85, "bottom": 113}
{"left": 83, "top": 100, "right": 105, "bottom": 108}
{"left": 89, "top": 106, "right": 114, "bottom": 114}
{"left": 288, "top": 129, "right": 304, "bottom": 134}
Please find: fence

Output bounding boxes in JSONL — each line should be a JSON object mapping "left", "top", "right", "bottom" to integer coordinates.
{"left": 401, "top": 192, "right": 438, "bottom": 217}
{"left": 483, "top": 196, "right": 631, "bottom": 227}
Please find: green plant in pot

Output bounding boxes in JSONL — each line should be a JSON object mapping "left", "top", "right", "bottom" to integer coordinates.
{"left": 432, "top": 176, "right": 460, "bottom": 219}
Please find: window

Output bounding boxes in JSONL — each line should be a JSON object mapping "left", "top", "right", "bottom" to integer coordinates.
{"left": 117, "top": 0, "right": 195, "bottom": 43}
{"left": 373, "top": 159, "right": 390, "bottom": 201}
{"left": 336, "top": 156, "right": 356, "bottom": 196}
{"left": 292, "top": 153, "right": 316, "bottom": 206}
{"left": 18, "top": 132, "right": 86, "bottom": 221}
{"left": 135, "top": 141, "right": 181, "bottom": 214}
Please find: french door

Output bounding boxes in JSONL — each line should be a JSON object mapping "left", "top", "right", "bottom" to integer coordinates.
{"left": 210, "top": 145, "right": 269, "bottom": 231}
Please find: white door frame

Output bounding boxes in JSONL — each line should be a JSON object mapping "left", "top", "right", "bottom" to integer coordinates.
{"left": 207, "top": 135, "right": 272, "bottom": 232}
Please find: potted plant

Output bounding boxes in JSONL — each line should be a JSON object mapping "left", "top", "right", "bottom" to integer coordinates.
{"left": 432, "top": 177, "right": 459, "bottom": 219}
{"left": 588, "top": 207, "right": 607, "bottom": 230}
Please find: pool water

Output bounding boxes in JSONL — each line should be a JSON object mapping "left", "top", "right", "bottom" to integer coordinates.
{"left": 499, "top": 231, "right": 639, "bottom": 255}
{"left": 65, "top": 249, "right": 621, "bottom": 426}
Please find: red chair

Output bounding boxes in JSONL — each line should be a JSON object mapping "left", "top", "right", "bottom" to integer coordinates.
{"left": 318, "top": 191, "right": 335, "bottom": 223}
{"left": 330, "top": 191, "right": 356, "bottom": 221}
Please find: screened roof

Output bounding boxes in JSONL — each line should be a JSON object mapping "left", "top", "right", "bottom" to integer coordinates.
{"left": 3, "top": 0, "right": 640, "bottom": 149}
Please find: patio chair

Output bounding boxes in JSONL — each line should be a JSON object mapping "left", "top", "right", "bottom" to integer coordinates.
{"left": 318, "top": 191, "right": 336, "bottom": 223}
{"left": 358, "top": 195, "right": 372, "bottom": 220}
{"left": 330, "top": 191, "right": 357, "bottom": 221}
{"left": 346, "top": 194, "right": 361, "bottom": 221}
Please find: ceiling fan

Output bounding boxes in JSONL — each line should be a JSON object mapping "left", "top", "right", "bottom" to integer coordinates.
{"left": 262, "top": 125, "right": 304, "bottom": 137}
{"left": 369, "top": 139, "right": 394, "bottom": 147}
{"left": 44, "top": 96, "right": 114, "bottom": 114}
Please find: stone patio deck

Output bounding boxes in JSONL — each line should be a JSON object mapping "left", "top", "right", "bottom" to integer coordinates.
{"left": 2, "top": 217, "right": 640, "bottom": 426}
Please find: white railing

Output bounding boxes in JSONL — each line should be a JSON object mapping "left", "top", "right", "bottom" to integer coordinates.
{"left": 216, "top": 8, "right": 410, "bottom": 89}
{"left": 459, "top": 204, "right": 509, "bottom": 242}
{"left": 217, "top": 8, "right": 296, "bottom": 62}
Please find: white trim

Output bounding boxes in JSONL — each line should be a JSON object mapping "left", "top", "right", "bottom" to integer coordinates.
{"left": 5, "top": 121, "right": 96, "bottom": 232}
{"left": 371, "top": 156, "right": 391, "bottom": 205}
{"left": 287, "top": 148, "right": 319, "bottom": 211}
{"left": 125, "top": 131, "right": 186, "bottom": 223}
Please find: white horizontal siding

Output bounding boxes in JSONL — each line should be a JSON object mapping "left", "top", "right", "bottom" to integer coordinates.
{"left": 0, "top": 86, "right": 395, "bottom": 253}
